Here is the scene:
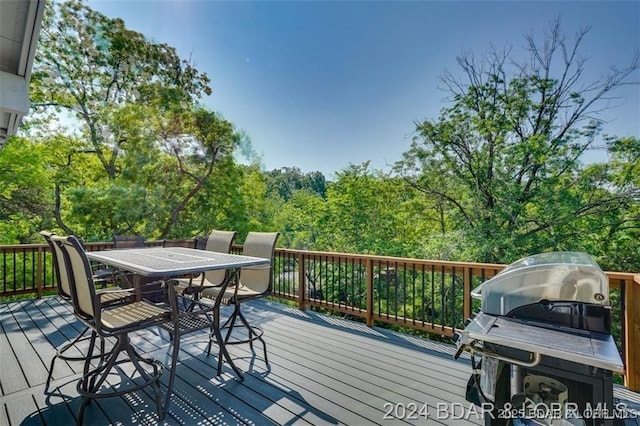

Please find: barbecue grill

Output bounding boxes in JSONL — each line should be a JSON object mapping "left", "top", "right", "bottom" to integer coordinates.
{"left": 453, "top": 252, "right": 625, "bottom": 426}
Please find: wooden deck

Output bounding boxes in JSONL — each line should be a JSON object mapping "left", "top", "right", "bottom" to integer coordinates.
{"left": 1, "top": 297, "right": 639, "bottom": 426}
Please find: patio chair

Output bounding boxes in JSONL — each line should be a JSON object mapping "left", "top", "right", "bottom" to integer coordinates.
{"left": 54, "top": 235, "right": 171, "bottom": 422}
{"left": 200, "top": 231, "right": 279, "bottom": 376}
{"left": 113, "top": 234, "right": 145, "bottom": 248}
{"left": 40, "top": 231, "right": 130, "bottom": 393}
{"left": 193, "top": 234, "right": 209, "bottom": 250}
{"left": 173, "top": 230, "right": 237, "bottom": 308}
{"left": 92, "top": 234, "right": 146, "bottom": 288}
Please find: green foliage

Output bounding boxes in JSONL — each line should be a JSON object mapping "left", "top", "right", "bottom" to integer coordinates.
{"left": 0, "top": 137, "right": 54, "bottom": 243}
{"left": 23, "top": 0, "right": 254, "bottom": 241}
{"left": 271, "top": 189, "right": 325, "bottom": 249}
{"left": 311, "top": 164, "right": 386, "bottom": 253}
{"left": 264, "top": 167, "right": 327, "bottom": 201}
{"left": 67, "top": 184, "right": 152, "bottom": 238}
{"left": 579, "top": 137, "right": 640, "bottom": 271}
{"left": 395, "top": 20, "right": 639, "bottom": 263}
{"left": 32, "top": 0, "right": 210, "bottom": 179}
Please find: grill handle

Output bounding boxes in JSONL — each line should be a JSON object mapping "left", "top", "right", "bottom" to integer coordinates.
{"left": 468, "top": 342, "right": 543, "bottom": 368}
{"left": 470, "top": 282, "right": 484, "bottom": 299}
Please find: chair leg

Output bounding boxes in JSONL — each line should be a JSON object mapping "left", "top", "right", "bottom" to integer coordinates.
{"left": 45, "top": 326, "right": 92, "bottom": 392}
{"left": 124, "top": 338, "right": 161, "bottom": 383}
{"left": 207, "top": 307, "right": 243, "bottom": 379}
{"left": 75, "top": 334, "right": 99, "bottom": 422}
{"left": 80, "top": 331, "right": 99, "bottom": 393}
{"left": 163, "top": 324, "right": 181, "bottom": 419}
{"left": 45, "top": 355, "right": 57, "bottom": 393}
{"left": 222, "top": 306, "right": 240, "bottom": 345}
{"left": 76, "top": 396, "right": 92, "bottom": 426}
{"left": 84, "top": 334, "right": 123, "bottom": 393}
{"left": 221, "top": 304, "right": 269, "bottom": 369}
{"left": 235, "top": 309, "right": 255, "bottom": 350}
{"left": 123, "top": 338, "right": 164, "bottom": 420}
{"left": 181, "top": 296, "right": 191, "bottom": 312}
{"left": 77, "top": 333, "right": 164, "bottom": 419}
{"left": 99, "top": 336, "right": 106, "bottom": 361}
{"left": 236, "top": 309, "right": 269, "bottom": 365}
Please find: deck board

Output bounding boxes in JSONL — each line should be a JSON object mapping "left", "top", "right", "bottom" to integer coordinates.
{"left": 1, "top": 296, "right": 639, "bottom": 425}
{"left": 0, "top": 321, "right": 30, "bottom": 395}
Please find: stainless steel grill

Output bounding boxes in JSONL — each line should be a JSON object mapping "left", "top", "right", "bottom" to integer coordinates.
{"left": 454, "top": 252, "right": 625, "bottom": 426}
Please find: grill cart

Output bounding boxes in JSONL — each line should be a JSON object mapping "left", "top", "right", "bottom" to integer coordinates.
{"left": 454, "top": 252, "right": 625, "bottom": 426}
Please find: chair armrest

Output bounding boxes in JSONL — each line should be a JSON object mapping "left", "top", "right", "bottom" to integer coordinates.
{"left": 240, "top": 264, "right": 271, "bottom": 271}
{"left": 95, "top": 288, "right": 138, "bottom": 307}
{"left": 94, "top": 286, "right": 171, "bottom": 336}
{"left": 197, "top": 269, "right": 241, "bottom": 306}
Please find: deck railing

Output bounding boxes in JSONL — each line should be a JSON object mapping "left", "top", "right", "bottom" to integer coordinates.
{"left": 1, "top": 239, "right": 638, "bottom": 391}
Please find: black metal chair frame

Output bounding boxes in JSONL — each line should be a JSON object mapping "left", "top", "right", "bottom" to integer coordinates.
{"left": 40, "top": 231, "right": 108, "bottom": 393}
{"left": 55, "top": 235, "right": 169, "bottom": 423}
{"left": 201, "top": 232, "right": 279, "bottom": 378}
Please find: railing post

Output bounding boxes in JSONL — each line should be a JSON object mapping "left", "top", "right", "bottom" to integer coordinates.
{"left": 463, "top": 267, "right": 472, "bottom": 321}
{"left": 297, "top": 253, "right": 306, "bottom": 310}
{"left": 625, "top": 275, "right": 640, "bottom": 391}
{"left": 36, "top": 246, "right": 43, "bottom": 299}
{"left": 366, "top": 259, "right": 374, "bottom": 327}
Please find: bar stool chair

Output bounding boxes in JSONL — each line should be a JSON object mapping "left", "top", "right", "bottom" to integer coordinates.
{"left": 54, "top": 235, "right": 171, "bottom": 422}
{"left": 93, "top": 234, "right": 147, "bottom": 288}
{"left": 40, "top": 231, "right": 129, "bottom": 393}
{"left": 173, "top": 230, "right": 237, "bottom": 309}
{"left": 200, "top": 231, "right": 279, "bottom": 377}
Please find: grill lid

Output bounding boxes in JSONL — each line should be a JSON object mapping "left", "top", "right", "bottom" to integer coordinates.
{"left": 471, "top": 252, "right": 609, "bottom": 316}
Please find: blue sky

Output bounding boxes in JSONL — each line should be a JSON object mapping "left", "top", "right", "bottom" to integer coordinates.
{"left": 88, "top": 0, "right": 640, "bottom": 178}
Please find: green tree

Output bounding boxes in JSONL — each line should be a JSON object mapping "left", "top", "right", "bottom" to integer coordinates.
{"left": 235, "top": 165, "right": 280, "bottom": 239}
{"left": 272, "top": 189, "right": 326, "bottom": 249}
{"left": 59, "top": 107, "right": 246, "bottom": 239}
{"left": 24, "top": 0, "right": 258, "bottom": 240}
{"left": 579, "top": 137, "right": 640, "bottom": 271}
{"left": 264, "top": 167, "right": 327, "bottom": 201}
{"left": 155, "top": 108, "right": 245, "bottom": 238}
{"left": 315, "top": 162, "right": 408, "bottom": 255}
{"left": 0, "top": 137, "right": 54, "bottom": 243}
{"left": 395, "top": 19, "right": 639, "bottom": 262}
{"left": 30, "top": 0, "right": 211, "bottom": 180}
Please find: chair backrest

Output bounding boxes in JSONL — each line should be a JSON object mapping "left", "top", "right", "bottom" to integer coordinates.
{"left": 203, "top": 230, "right": 237, "bottom": 285}
{"left": 55, "top": 235, "right": 97, "bottom": 322}
{"left": 194, "top": 235, "right": 208, "bottom": 250}
{"left": 240, "top": 232, "right": 279, "bottom": 294}
{"left": 40, "top": 231, "right": 73, "bottom": 301}
{"left": 113, "top": 234, "right": 145, "bottom": 249}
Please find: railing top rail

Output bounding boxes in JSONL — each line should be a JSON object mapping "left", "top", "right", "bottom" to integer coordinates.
{"left": 0, "top": 243, "right": 48, "bottom": 251}
{"left": 276, "top": 248, "right": 638, "bottom": 280}
{"left": 606, "top": 271, "right": 640, "bottom": 281}
{"left": 275, "top": 247, "right": 507, "bottom": 270}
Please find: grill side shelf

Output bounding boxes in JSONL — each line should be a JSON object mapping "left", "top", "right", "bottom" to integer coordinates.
{"left": 457, "top": 312, "right": 624, "bottom": 373}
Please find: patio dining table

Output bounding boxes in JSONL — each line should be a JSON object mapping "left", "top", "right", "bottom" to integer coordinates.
{"left": 87, "top": 246, "right": 270, "bottom": 303}
{"left": 86, "top": 246, "right": 269, "bottom": 279}
{"left": 85, "top": 246, "right": 271, "bottom": 401}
